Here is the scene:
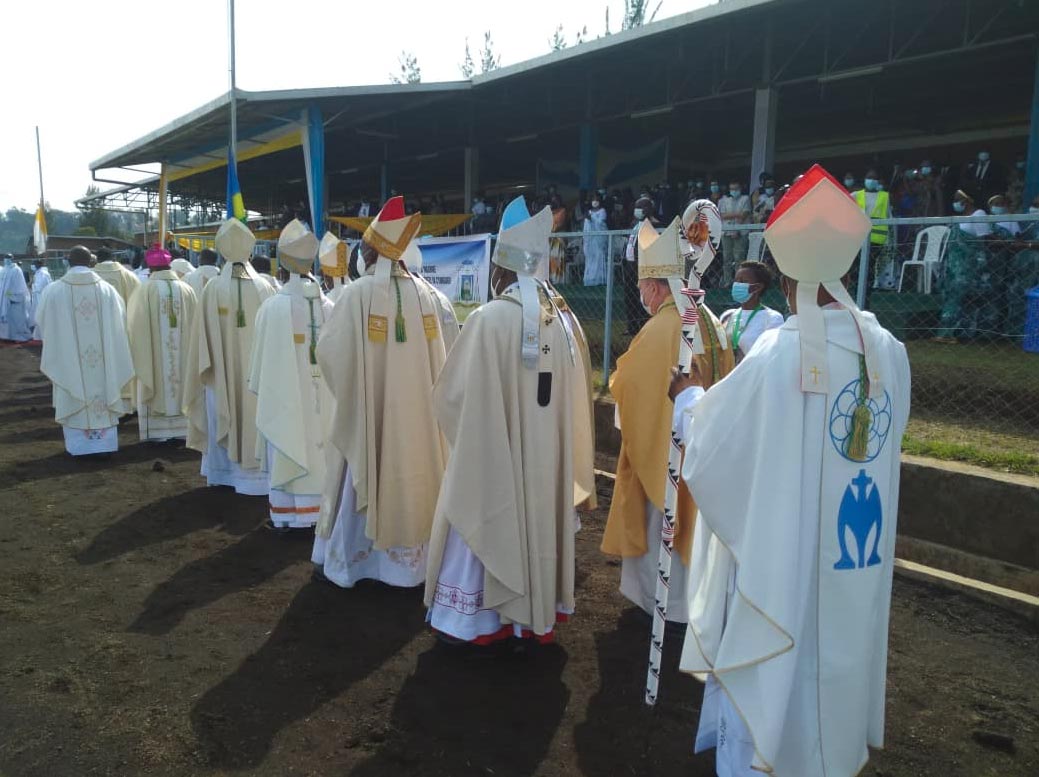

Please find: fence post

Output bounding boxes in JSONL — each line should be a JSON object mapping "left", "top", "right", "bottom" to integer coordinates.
{"left": 602, "top": 233, "right": 615, "bottom": 388}
{"left": 856, "top": 236, "right": 870, "bottom": 309}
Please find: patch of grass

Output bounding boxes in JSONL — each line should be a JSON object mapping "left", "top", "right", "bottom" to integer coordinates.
{"left": 901, "top": 434, "right": 1039, "bottom": 476}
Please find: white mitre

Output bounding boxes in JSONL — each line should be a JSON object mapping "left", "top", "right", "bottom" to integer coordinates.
{"left": 319, "top": 231, "right": 347, "bottom": 281}
{"left": 764, "top": 164, "right": 880, "bottom": 397}
{"left": 215, "top": 218, "right": 256, "bottom": 263}
{"left": 277, "top": 219, "right": 319, "bottom": 276}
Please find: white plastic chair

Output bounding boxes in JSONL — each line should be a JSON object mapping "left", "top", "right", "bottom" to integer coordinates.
{"left": 747, "top": 231, "right": 766, "bottom": 262}
{"left": 898, "top": 225, "right": 949, "bottom": 294}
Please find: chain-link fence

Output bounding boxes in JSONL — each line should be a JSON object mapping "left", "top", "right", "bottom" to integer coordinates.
{"left": 549, "top": 213, "right": 1039, "bottom": 456}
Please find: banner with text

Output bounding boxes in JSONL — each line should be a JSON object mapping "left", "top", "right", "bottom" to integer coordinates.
{"left": 415, "top": 234, "right": 492, "bottom": 314}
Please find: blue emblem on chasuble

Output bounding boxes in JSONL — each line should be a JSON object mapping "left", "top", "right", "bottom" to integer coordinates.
{"left": 834, "top": 469, "right": 883, "bottom": 571}
{"left": 828, "top": 379, "right": 892, "bottom": 463}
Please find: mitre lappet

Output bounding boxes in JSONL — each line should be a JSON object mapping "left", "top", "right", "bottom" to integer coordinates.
{"left": 363, "top": 196, "right": 422, "bottom": 343}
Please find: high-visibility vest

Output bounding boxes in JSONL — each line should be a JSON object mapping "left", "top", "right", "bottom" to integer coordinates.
{"left": 854, "top": 190, "right": 890, "bottom": 245}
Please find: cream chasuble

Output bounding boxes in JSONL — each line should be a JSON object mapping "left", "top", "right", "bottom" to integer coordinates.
{"left": 424, "top": 286, "right": 585, "bottom": 638}
{"left": 316, "top": 268, "right": 448, "bottom": 550}
{"left": 678, "top": 311, "right": 910, "bottom": 777}
{"left": 34, "top": 268, "right": 133, "bottom": 454}
{"left": 127, "top": 270, "right": 197, "bottom": 441}
{"left": 183, "top": 264, "right": 220, "bottom": 299}
{"left": 95, "top": 260, "right": 142, "bottom": 408}
{"left": 248, "top": 277, "right": 334, "bottom": 527}
{"left": 182, "top": 262, "right": 275, "bottom": 473}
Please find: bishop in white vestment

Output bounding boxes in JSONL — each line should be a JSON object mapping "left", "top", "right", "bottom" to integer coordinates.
{"left": 403, "top": 241, "right": 460, "bottom": 352}
{"left": 34, "top": 245, "right": 134, "bottom": 455}
{"left": 95, "top": 248, "right": 143, "bottom": 306}
{"left": 249, "top": 220, "right": 334, "bottom": 529}
{"left": 0, "top": 257, "right": 32, "bottom": 342}
{"left": 674, "top": 166, "right": 912, "bottom": 777}
{"left": 424, "top": 196, "right": 594, "bottom": 645}
{"left": 183, "top": 248, "right": 220, "bottom": 299}
{"left": 28, "top": 260, "right": 52, "bottom": 338}
{"left": 312, "top": 196, "right": 448, "bottom": 588}
{"left": 183, "top": 219, "right": 276, "bottom": 495}
{"left": 127, "top": 246, "right": 198, "bottom": 441}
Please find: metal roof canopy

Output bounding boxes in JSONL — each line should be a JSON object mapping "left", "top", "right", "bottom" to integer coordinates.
{"left": 86, "top": 0, "right": 1039, "bottom": 208}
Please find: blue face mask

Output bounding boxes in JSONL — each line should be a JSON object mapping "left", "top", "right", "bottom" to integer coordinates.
{"left": 952, "top": 201, "right": 966, "bottom": 213}
{"left": 920, "top": 166, "right": 932, "bottom": 176}
{"left": 864, "top": 178, "right": 879, "bottom": 192}
{"left": 730, "top": 189, "right": 742, "bottom": 197}
{"left": 991, "top": 206, "right": 1007, "bottom": 216}
{"left": 731, "top": 282, "right": 754, "bottom": 304}
{"left": 764, "top": 187, "right": 775, "bottom": 196}
{"left": 710, "top": 184, "right": 720, "bottom": 194}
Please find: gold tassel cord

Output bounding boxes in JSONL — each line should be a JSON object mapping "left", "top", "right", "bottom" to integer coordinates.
{"left": 307, "top": 298, "right": 319, "bottom": 366}
{"left": 393, "top": 276, "right": 407, "bottom": 343}
{"left": 236, "top": 278, "right": 246, "bottom": 328}
{"left": 845, "top": 354, "right": 873, "bottom": 462}
{"left": 165, "top": 281, "right": 178, "bottom": 328}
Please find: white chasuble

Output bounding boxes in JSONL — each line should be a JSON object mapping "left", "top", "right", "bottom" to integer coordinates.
{"left": 316, "top": 269, "right": 448, "bottom": 551}
{"left": 249, "top": 278, "right": 334, "bottom": 527}
{"left": 423, "top": 289, "right": 582, "bottom": 640}
{"left": 128, "top": 270, "right": 197, "bottom": 441}
{"left": 28, "top": 266, "right": 52, "bottom": 337}
{"left": 35, "top": 268, "right": 133, "bottom": 455}
{"left": 183, "top": 262, "right": 275, "bottom": 491}
{"left": 0, "top": 262, "right": 31, "bottom": 342}
{"left": 678, "top": 309, "right": 911, "bottom": 777}
{"left": 183, "top": 264, "right": 219, "bottom": 299}
{"left": 94, "top": 261, "right": 142, "bottom": 306}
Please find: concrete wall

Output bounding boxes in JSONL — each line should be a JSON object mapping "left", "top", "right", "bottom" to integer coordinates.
{"left": 593, "top": 399, "right": 1039, "bottom": 573}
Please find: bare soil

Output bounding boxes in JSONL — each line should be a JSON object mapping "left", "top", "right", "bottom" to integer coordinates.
{"left": 0, "top": 343, "right": 1036, "bottom": 777}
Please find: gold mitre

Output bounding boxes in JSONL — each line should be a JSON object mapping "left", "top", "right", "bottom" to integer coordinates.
{"left": 318, "top": 231, "right": 347, "bottom": 278}
{"left": 637, "top": 217, "right": 684, "bottom": 281}
{"left": 362, "top": 196, "right": 421, "bottom": 261}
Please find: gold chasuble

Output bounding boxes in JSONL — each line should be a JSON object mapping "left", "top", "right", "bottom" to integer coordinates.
{"left": 317, "top": 198, "right": 448, "bottom": 550}
{"left": 182, "top": 222, "right": 275, "bottom": 468}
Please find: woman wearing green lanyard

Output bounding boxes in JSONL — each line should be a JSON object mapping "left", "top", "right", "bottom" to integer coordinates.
{"left": 720, "top": 261, "right": 785, "bottom": 364}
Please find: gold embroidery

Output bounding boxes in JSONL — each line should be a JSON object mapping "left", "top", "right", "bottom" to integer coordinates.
{"left": 362, "top": 215, "right": 421, "bottom": 260}
{"left": 293, "top": 333, "right": 305, "bottom": 344}
{"left": 638, "top": 263, "right": 684, "bottom": 280}
{"left": 422, "top": 314, "right": 439, "bottom": 341}
{"left": 217, "top": 306, "right": 229, "bottom": 316}
{"left": 368, "top": 314, "right": 388, "bottom": 343}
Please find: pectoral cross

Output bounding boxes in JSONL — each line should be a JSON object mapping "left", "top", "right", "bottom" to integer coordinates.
{"left": 809, "top": 366, "right": 822, "bottom": 385}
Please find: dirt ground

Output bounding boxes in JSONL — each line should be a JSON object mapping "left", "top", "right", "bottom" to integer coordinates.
{"left": 0, "top": 343, "right": 1036, "bottom": 777}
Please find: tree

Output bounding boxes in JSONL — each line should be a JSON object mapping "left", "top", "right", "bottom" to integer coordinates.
{"left": 389, "top": 51, "right": 421, "bottom": 84}
{"left": 460, "top": 39, "right": 475, "bottom": 78}
{"left": 479, "top": 31, "right": 500, "bottom": 73}
{"left": 77, "top": 185, "right": 113, "bottom": 237}
{"left": 549, "top": 25, "right": 567, "bottom": 52}
{"left": 621, "top": 0, "right": 662, "bottom": 30}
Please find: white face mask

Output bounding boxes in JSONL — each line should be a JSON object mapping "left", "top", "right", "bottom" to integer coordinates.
{"left": 633, "top": 208, "right": 645, "bottom": 220}
{"left": 591, "top": 201, "right": 600, "bottom": 209}
{"left": 639, "top": 291, "right": 653, "bottom": 316}
{"left": 978, "top": 152, "right": 990, "bottom": 162}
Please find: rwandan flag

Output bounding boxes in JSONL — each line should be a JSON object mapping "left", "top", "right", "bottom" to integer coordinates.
{"left": 226, "top": 146, "right": 246, "bottom": 222}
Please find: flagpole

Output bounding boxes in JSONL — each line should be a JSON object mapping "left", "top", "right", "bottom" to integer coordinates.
{"left": 228, "top": 0, "right": 237, "bottom": 162}
{"left": 35, "top": 126, "right": 45, "bottom": 207}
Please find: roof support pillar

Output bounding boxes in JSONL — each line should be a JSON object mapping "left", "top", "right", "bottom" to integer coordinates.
{"left": 302, "top": 103, "right": 325, "bottom": 239}
{"left": 579, "top": 123, "right": 599, "bottom": 192}
{"left": 380, "top": 142, "right": 390, "bottom": 205}
{"left": 464, "top": 146, "right": 479, "bottom": 212}
{"left": 749, "top": 86, "right": 779, "bottom": 194}
{"left": 1025, "top": 43, "right": 1039, "bottom": 206}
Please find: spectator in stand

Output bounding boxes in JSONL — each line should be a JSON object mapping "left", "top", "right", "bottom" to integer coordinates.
{"left": 719, "top": 260, "right": 785, "bottom": 364}
{"left": 718, "top": 178, "right": 751, "bottom": 286}
{"left": 752, "top": 178, "right": 777, "bottom": 223}
{"left": 750, "top": 171, "right": 772, "bottom": 211}
{"left": 842, "top": 172, "right": 857, "bottom": 191}
{"left": 622, "top": 196, "right": 656, "bottom": 335}
{"left": 936, "top": 189, "right": 992, "bottom": 342}
{"left": 989, "top": 194, "right": 1020, "bottom": 236}
{"left": 962, "top": 149, "right": 1005, "bottom": 206}
{"left": 708, "top": 179, "right": 723, "bottom": 206}
{"left": 548, "top": 194, "right": 569, "bottom": 284}
{"left": 1007, "top": 155, "right": 1026, "bottom": 213}
{"left": 852, "top": 169, "right": 894, "bottom": 289}
{"left": 582, "top": 194, "right": 609, "bottom": 286}
{"left": 917, "top": 159, "right": 945, "bottom": 217}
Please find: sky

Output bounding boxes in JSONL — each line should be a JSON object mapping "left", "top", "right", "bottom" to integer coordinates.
{"left": 0, "top": 0, "right": 715, "bottom": 212}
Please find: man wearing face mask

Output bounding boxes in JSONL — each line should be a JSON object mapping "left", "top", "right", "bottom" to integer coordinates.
{"left": 753, "top": 179, "right": 778, "bottom": 223}
{"left": 622, "top": 196, "right": 657, "bottom": 335}
{"left": 917, "top": 159, "right": 945, "bottom": 217}
{"left": 936, "top": 189, "right": 992, "bottom": 342}
{"left": 842, "top": 173, "right": 857, "bottom": 192}
{"left": 962, "top": 150, "right": 1005, "bottom": 206}
{"left": 708, "top": 179, "right": 723, "bottom": 206}
{"left": 719, "top": 179, "right": 751, "bottom": 286}
{"left": 604, "top": 213, "right": 733, "bottom": 629}
{"left": 853, "top": 169, "right": 893, "bottom": 290}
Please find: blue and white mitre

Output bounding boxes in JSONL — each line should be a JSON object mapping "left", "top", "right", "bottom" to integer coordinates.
{"left": 493, "top": 196, "right": 553, "bottom": 369}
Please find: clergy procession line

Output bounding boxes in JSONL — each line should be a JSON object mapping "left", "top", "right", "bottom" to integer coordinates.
{"left": 30, "top": 165, "right": 911, "bottom": 777}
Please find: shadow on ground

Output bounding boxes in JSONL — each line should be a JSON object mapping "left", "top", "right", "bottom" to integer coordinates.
{"left": 190, "top": 580, "right": 426, "bottom": 770}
